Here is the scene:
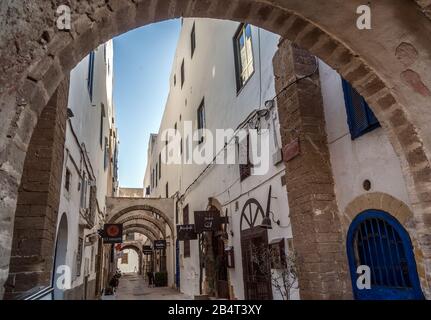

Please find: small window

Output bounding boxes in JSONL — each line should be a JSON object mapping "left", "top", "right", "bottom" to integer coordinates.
{"left": 191, "top": 22, "right": 196, "bottom": 58}
{"left": 80, "top": 173, "right": 88, "bottom": 208}
{"left": 183, "top": 205, "right": 190, "bottom": 258}
{"left": 180, "top": 138, "right": 183, "bottom": 155}
{"left": 342, "top": 79, "right": 380, "bottom": 139}
{"left": 104, "top": 137, "right": 109, "bottom": 171}
{"left": 87, "top": 51, "right": 95, "bottom": 101}
{"left": 100, "top": 103, "right": 105, "bottom": 148}
{"left": 197, "top": 99, "right": 205, "bottom": 144}
{"left": 166, "top": 182, "right": 169, "bottom": 198}
{"left": 65, "top": 168, "right": 71, "bottom": 192}
{"left": 181, "top": 59, "right": 185, "bottom": 89}
{"left": 159, "top": 153, "right": 162, "bottom": 179}
{"left": 155, "top": 164, "right": 158, "bottom": 187}
{"left": 234, "top": 24, "right": 254, "bottom": 92}
{"left": 239, "top": 134, "right": 252, "bottom": 181}
{"left": 174, "top": 74, "right": 176, "bottom": 86}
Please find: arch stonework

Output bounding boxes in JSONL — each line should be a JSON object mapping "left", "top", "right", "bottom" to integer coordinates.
{"left": 1, "top": 0, "right": 431, "bottom": 299}
{"left": 106, "top": 197, "right": 174, "bottom": 233}
{"left": 124, "top": 228, "right": 156, "bottom": 243}
{"left": 123, "top": 222, "right": 162, "bottom": 240}
{"left": 116, "top": 212, "right": 167, "bottom": 236}
{"left": 119, "top": 243, "right": 143, "bottom": 274}
{"left": 342, "top": 192, "right": 428, "bottom": 292}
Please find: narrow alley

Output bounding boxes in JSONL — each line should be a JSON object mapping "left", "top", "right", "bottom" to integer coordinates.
{"left": 111, "top": 274, "right": 192, "bottom": 300}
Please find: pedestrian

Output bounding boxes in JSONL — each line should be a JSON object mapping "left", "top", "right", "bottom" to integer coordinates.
{"left": 109, "top": 275, "right": 119, "bottom": 293}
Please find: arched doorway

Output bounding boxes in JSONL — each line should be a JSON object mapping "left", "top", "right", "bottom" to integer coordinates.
{"left": 118, "top": 246, "right": 142, "bottom": 275}
{"left": 240, "top": 198, "right": 272, "bottom": 300}
{"left": 347, "top": 210, "right": 424, "bottom": 300}
{"left": 53, "top": 213, "right": 68, "bottom": 300}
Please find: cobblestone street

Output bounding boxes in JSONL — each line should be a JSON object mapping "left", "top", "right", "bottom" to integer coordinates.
{"left": 110, "top": 274, "right": 192, "bottom": 300}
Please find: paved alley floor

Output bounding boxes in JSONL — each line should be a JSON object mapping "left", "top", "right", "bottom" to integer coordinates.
{"left": 110, "top": 273, "right": 192, "bottom": 300}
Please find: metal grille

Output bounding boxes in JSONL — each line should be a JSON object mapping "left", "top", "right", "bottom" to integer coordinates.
{"left": 353, "top": 217, "right": 412, "bottom": 288}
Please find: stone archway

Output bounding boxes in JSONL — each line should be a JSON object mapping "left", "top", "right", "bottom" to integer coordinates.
{"left": 123, "top": 223, "right": 162, "bottom": 240}
{"left": 115, "top": 212, "right": 167, "bottom": 237}
{"left": 119, "top": 244, "right": 143, "bottom": 275}
{"left": 1, "top": 0, "right": 431, "bottom": 299}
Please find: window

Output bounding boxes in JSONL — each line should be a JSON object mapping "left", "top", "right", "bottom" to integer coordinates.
{"left": 197, "top": 99, "right": 205, "bottom": 144}
{"left": 100, "top": 103, "right": 105, "bottom": 148}
{"left": 87, "top": 51, "right": 95, "bottom": 101}
{"left": 180, "top": 138, "right": 183, "bottom": 155}
{"left": 155, "top": 164, "right": 158, "bottom": 187}
{"left": 76, "top": 237, "right": 83, "bottom": 276}
{"left": 80, "top": 173, "right": 88, "bottom": 208}
{"left": 104, "top": 137, "right": 109, "bottom": 171}
{"left": 65, "top": 168, "right": 71, "bottom": 192}
{"left": 234, "top": 24, "right": 254, "bottom": 92}
{"left": 181, "top": 59, "right": 185, "bottom": 88}
{"left": 159, "top": 153, "right": 162, "bottom": 179}
{"left": 239, "top": 134, "right": 252, "bottom": 181}
{"left": 183, "top": 205, "right": 190, "bottom": 258}
{"left": 174, "top": 74, "right": 176, "bottom": 86}
{"left": 166, "top": 182, "right": 169, "bottom": 198}
{"left": 342, "top": 79, "right": 380, "bottom": 139}
{"left": 191, "top": 22, "right": 196, "bottom": 58}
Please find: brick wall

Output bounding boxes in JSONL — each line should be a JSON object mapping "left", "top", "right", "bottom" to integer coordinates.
{"left": 273, "top": 40, "right": 352, "bottom": 299}
{"left": 4, "top": 78, "right": 69, "bottom": 299}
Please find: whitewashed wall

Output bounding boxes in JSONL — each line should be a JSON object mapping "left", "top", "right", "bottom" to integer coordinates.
{"left": 56, "top": 40, "right": 115, "bottom": 298}
{"left": 319, "top": 60, "right": 412, "bottom": 218}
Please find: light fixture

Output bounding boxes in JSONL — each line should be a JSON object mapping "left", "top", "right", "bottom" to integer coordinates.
{"left": 260, "top": 185, "right": 273, "bottom": 229}
{"left": 260, "top": 215, "right": 272, "bottom": 229}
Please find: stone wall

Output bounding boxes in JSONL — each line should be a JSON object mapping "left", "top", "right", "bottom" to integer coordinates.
{"left": 273, "top": 40, "right": 351, "bottom": 299}
{"left": 3, "top": 77, "right": 69, "bottom": 299}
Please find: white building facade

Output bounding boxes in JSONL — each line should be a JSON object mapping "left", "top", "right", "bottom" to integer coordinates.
{"left": 55, "top": 40, "right": 119, "bottom": 300}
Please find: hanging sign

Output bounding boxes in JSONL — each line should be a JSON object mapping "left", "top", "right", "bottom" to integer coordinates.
{"left": 194, "top": 211, "right": 220, "bottom": 233}
{"left": 143, "top": 245, "right": 153, "bottom": 255}
{"left": 177, "top": 224, "right": 198, "bottom": 240}
{"left": 154, "top": 240, "right": 166, "bottom": 250}
{"left": 102, "top": 224, "right": 123, "bottom": 244}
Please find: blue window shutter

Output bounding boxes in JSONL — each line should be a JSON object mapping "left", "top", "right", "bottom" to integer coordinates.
{"left": 342, "top": 79, "right": 380, "bottom": 139}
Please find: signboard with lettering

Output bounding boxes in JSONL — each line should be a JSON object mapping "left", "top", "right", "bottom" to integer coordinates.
{"left": 102, "top": 224, "right": 123, "bottom": 244}
{"left": 177, "top": 224, "right": 198, "bottom": 241}
{"left": 154, "top": 240, "right": 166, "bottom": 250}
{"left": 142, "top": 245, "right": 153, "bottom": 255}
{"left": 282, "top": 137, "right": 300, "bottom": 162}
{"left": 194, "top": 211, "right": 220, "bottom": 233}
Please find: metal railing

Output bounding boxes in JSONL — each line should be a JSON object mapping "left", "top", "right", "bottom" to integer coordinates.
{"left": 18, "top": 286, "right": 54, "bottom": 300}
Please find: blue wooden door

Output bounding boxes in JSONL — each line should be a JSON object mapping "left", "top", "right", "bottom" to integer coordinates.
{"left": 347, "top": 209, "right": 424, "bottom": 300}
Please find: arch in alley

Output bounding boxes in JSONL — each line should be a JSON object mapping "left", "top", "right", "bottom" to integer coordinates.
{"left": 107, "top": 197, "right": 175, "bottom": 234}
{"left": 119, "top": 243, "right": 143, "bottom": 275}
{"left": 124, "top": 228, "right": 156, "bottom": 243}
{"left": 123, "top": 222, "right": 162, "bottom": 241}
{"left": 1, "top": 0, "right": 431, "bottom": 299}
{"left": 114, "top": 212, "right": 167, "bottom": 236}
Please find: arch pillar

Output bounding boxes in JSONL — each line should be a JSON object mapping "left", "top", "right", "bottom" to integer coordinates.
{"left": 273, "top": 39, "right": 351, "bottom": 299}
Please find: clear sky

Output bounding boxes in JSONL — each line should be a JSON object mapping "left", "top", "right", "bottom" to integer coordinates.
{"left": 113, "top": 19, "right": 181, "bottom": 188}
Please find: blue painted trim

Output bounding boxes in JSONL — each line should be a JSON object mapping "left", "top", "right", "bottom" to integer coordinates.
{"left": 346, "top": 209, "right": 424, "bottom": 300}
{"left": 341, "top": 79, "right": 380, "bottom": 140}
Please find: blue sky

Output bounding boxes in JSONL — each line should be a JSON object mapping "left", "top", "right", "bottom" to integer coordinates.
{"left": 113, "top": 19, "right": 181, "bottom": 188}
